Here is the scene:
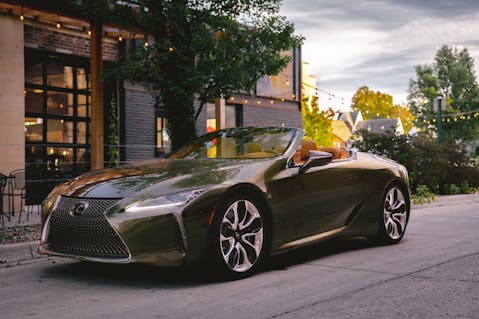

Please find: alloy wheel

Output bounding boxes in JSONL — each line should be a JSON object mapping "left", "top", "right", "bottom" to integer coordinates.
{"left": 383, "top": 187, "right": 407, "bottom": 240}
{"left": 219, "top": 199, "right": 264, "bottom": 273}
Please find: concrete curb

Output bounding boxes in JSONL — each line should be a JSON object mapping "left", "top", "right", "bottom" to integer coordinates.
{"left": 412, "top": 193, "right": 479, "bottom": 210}
{"left": 0, "top": 240, "right": 47, "bottom": 268}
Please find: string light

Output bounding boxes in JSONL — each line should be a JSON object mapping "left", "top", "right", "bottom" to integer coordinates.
{"left": 169, "top": 47, "right": 174, "bottom": 52}
{"left": 88, "top": 29, "right": 92, "bottom": 36}
{"left": 19, "top": 7, "right": 24, "bottom": 21}
{"left": 118, "top": 32, "right": 123, "bottom": 42}
{"left": 55, "top": 15, "right": 62, "bottom": 29}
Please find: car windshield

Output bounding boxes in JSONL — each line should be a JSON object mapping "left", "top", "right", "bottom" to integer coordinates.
{"left": 169, "top": 127, "right": 296, "bottom": 160}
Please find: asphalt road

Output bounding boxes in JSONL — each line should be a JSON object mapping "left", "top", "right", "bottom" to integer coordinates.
{"left": 1, "top": 197, "right": 479, "bottom": 319}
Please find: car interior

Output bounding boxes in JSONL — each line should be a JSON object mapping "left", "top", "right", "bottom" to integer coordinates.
{"left": 292, "top": 140, "right": 350, "bottom": 166}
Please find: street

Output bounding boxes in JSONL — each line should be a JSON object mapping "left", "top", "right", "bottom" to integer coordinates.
{"left": 1, "top": 197, "right": 479, "bottom": 319}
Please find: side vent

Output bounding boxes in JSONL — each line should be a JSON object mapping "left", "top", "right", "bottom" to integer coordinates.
{"left": 344, "top": 201, "right": 366, "bottom": 226}
{"left": 174, "top": 221, "right": 186, "bottom": 254}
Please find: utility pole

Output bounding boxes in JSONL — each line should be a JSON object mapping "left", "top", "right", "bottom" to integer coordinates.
{"left": 436, "top": 97, "right": 443, "bottom": 145}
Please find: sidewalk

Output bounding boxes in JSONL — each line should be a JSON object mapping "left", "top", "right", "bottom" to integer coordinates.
{"left": 0, "top": 206, "right": 45, "bottom": 268}
{"left": 1, "top": 205, "right": 41, "bottom": 228}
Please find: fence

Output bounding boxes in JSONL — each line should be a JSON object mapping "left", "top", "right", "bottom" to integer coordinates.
{"left": 1, "top": 143, "right": 165, "bottom": 207}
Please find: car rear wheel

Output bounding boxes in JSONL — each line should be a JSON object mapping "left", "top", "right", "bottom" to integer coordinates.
{"left": 210, "top": 194, "right": 268, "bottom": 279}
{"left": 376, "top": 184, "right": 410, "bottom": 244}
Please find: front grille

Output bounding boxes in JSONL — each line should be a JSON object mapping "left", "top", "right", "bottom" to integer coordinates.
{"left": 45, "top": 196, "right": 130, "bottom": 260}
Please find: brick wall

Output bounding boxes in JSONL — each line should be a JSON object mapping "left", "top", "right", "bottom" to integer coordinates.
{"left": 124, "top": 88, "right": 157, "bottom": 162}
{"left": 243, "top": 104, "right": 302, "bottom": 128}
{"left": 24, "top": 24, "right": 118, "bottom": 62}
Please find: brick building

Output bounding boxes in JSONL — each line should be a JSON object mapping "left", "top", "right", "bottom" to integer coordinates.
{"left": 0, "top": 1, "right": 302, "bottom": 204}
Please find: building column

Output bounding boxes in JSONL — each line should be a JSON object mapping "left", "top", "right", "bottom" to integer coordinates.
{"left": 0, "top": 16, "right": 25, "bottom": 174}
{"left": 215, "top": 98, "right": 226, "bottom": 130}
{"left": 90, "top": 22, "right": 104, "bottom": 170}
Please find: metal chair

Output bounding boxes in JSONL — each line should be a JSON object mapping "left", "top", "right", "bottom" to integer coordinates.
{"left": 0, "top": 172, "right": 11, "bottom": 227}
{"left": 8, "top": 169, "right": 27, "bottom": 223}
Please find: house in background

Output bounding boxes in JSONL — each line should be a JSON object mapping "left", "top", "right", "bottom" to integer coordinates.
{"left": 332, "top": 110, "right": 405, "bottom": 146}
{"left": 337, "top": 111, "right": 363, "bottom": 131}
{"left": 355, "top": 118, "right": 405, "bottom": 135}
{"left": 331, "top": 120, "right": 352, "bottom": 148}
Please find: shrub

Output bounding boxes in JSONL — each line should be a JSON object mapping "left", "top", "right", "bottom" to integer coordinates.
{"left": 353, "top": 131, "right": 479, "bottom": 194}
{"left": 412, "top": 184, "right": 436, "bottom": 204}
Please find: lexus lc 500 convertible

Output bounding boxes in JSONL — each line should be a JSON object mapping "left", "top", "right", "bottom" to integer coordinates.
{"left": 39, "top": 127, "right": 410, "bottom": 278}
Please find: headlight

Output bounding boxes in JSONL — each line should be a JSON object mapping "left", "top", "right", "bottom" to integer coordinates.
{"left": 125, "top": 188, "right": 209, "bottom": 213}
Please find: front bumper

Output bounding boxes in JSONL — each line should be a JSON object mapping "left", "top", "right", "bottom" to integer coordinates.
{"left": 38, "top": 196, "right": 187, "bottom": 266}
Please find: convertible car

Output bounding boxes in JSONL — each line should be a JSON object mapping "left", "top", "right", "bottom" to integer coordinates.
{"left": 39, "top": 127, "right": 410, "bottom": 278}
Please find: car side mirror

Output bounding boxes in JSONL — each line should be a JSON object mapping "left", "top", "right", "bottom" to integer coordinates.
{"left": 299, "top": 150, "right": 333, "bottom": 174}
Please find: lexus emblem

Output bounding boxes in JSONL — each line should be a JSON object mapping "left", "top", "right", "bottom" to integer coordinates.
{"left": 70, "top": 201, "right": 89, "bottom": 216}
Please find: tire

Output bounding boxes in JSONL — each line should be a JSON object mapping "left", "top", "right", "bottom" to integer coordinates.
{"left": 375, "top": 183, "right": 410, "bottom": 245}
{"left": 210, "top": 193, "right": 269, "bottom": 279}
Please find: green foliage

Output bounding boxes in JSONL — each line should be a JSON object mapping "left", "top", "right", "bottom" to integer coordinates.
{"left": 351, "top": 86, "right": 415, "bottom": 133}
{"left": 408, "top": 45, "right": 479, "bottom": 141}
{"left": 443, "top": 181, "right": 477, "bottom": 195}
{"left": 103, "top": 0, "right": 302, "bottom": 150}
{"left": 107, "top": 94, "right": 119, "bottom": 167}
{"left": 302, "top": 96, "right": 334, "bottom": 147}
{"left": 412, "top": 184, "right": 435, "bottom": 205}
{"left": 353, "top": 131, "right": 479, "bottom": 193}
{"left": 460, "top": 180, "right": 469, "bottom": 194}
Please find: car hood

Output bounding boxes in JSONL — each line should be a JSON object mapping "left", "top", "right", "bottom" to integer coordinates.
{"left": 57, "top": 158, "right": 278, "bottom": 199}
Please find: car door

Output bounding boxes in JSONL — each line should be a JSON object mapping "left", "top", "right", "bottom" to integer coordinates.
{"left": 268, "top": 159, "right": 371, "bottom": 245}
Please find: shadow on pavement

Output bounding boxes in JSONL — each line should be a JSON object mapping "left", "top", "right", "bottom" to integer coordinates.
{"left": 264, "top": 237, "right": 378, "bottom": 271}
{"left": 39, "top": 236, "right": 379, "bottom": 287}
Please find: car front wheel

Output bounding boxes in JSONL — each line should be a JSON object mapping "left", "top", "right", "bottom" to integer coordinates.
{"left": 210, "top": 194, "right": 268, "bottom": 279}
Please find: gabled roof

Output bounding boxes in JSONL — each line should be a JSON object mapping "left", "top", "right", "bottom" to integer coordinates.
{"left": 337, "top": 111, "right": 362, "bottom": 130}
{"left": 355, "top": 118, "right": 403, "bottom": 134}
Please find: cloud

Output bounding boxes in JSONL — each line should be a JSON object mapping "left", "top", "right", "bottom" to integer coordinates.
{"left": 280, "top": 0, "right": 479, "bottom": 110}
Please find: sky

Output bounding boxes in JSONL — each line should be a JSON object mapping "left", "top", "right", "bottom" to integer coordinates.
{"left": 280, "top": 0, "right": 479, "bottom": 111}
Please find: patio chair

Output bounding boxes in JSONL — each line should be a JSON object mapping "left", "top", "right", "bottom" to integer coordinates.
{"left": 8, "top": 169, "right": 27, "bottom": 223}
{"left": 0, "top": 172, "right": 11, "bottom": 227}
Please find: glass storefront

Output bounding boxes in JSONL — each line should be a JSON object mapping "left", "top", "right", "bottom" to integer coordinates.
{"left": 24, "top": 49, "right": 91, "bottom": 202}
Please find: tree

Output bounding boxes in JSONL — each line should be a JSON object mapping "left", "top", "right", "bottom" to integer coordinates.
{"left": 100, "top": 0, "right": 302, "bottom": 150}
{"left": 351, "top": 86, "right": 415, "bottom": 133}
{"left": 302, "top": 95, "right": 334, "bottom": 147}
{"left": 408, "top": 45, "right": 479, "bottom": 141}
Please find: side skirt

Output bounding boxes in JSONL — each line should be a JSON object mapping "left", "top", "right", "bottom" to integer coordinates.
{"left": 277, "top": 226, "right": 347, "bottom": 251}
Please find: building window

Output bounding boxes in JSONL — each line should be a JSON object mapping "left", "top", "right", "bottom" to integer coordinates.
{"left": 155, "top": 111, "right": 171, "bottom": 156}
{"left": 25, "top": 49, "right": 90, "bottom": 174}
{"left": 206, "top": 103, "right": 243, "bottom": 132}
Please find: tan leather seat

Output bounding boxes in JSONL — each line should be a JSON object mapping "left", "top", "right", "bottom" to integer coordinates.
{"left": 293, "top": 140, "right": 318, "bottom": 165}
{"left": 301, "top": 140, "right": 318, "bottom": 161}
{"left": 319, "top": 147, "right": 350, "bottom": 160}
